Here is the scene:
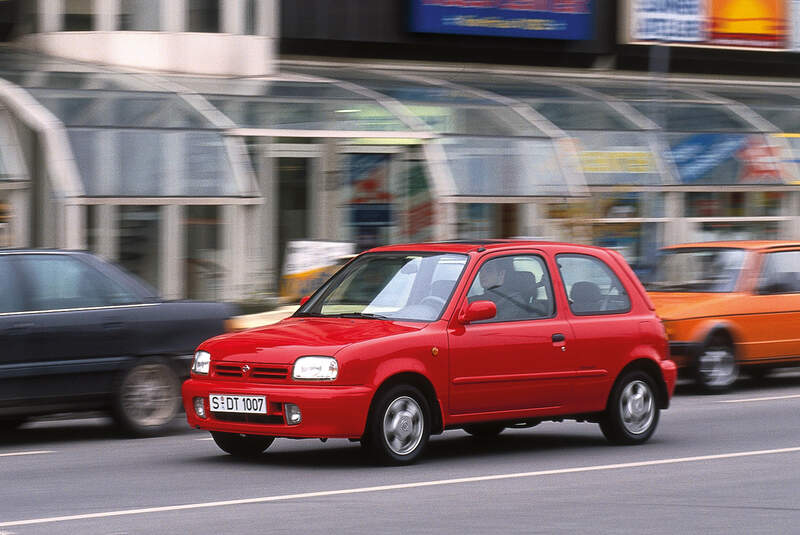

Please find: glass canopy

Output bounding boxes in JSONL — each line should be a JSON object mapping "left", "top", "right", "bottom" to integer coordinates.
{"left": 1, "top": 47, "right": 800, "bottom": 199}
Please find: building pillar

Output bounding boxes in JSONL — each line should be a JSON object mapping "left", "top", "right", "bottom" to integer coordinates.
{"left": 663, "top": 191, "right": 684, "bottom": 246}
{"left": 222, "top": 204, "right": 246, "bottom": 301}
{"left": 160, "top": 204, "right": 184, "bottom": 299}
{"left": 41, "top": 0, "right": 64, "bottom": 33}
{"left": 95, "top": 0, "right": 118, "bottom": 31}
{"left": 162, "top": 0, "right": 185, "bottom": 32}
{"left": 221, "top": 0, "right": 244, "bottom": 34}
{"left": 63, "top": 203, "right": 86, "bottom": 250}
{"left": 96, "top": 203, "right": 118, "bottom": 261}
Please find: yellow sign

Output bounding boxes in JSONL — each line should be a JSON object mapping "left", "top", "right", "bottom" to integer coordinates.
{"left": 579, "top": 151, "right": 655, "bottom": 174}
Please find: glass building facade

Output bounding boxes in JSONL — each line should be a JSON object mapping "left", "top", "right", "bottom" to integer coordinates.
{"left": 1, "top": 2, "right": 799, "bottom": 301}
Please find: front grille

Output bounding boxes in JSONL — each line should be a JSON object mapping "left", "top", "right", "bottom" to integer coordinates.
{"left": 212, "top": 362, "right": 290, "bottom": 382}
{"left": 212, "top": 413, "right": 284, "bottom": 425}
{"left": 215, "top": 364, "right": 244, "bottom": 377}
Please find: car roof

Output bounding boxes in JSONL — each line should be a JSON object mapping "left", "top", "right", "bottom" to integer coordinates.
{"left": 0, "top": 249, "right": 87, "bottom": 255}
{"left": 365, "top": 240, "right": 613, "bottom": 255}
{"left": 662, "top": 240, "right": 800, "bottom": 252}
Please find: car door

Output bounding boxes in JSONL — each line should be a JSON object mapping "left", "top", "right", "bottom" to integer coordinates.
{"left": 555, "top": 252, "right": 636, "bottom": 412}
{"left": 745, "top": 249, "right": 800, "bottom": 362}
{"left": 447, "top": 252, "right": 576, "bottom": 415}
{"left": 14, "top": 253, "right": 145, "bottom": 399}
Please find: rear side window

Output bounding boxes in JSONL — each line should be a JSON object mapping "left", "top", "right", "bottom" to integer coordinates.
{"left": 18, "top": 255, "right": 141, "bottom": 311}
{"left": 757, "top": 251, "right": 800, "bottom": 294}
{"left": 0, "top": 257, "right": 24, "bottom": 313}
{"left": 557, "top": 254, "right": 631, "bottom": 316}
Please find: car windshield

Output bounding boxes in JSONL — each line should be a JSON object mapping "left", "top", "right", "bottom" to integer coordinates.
{"left": 645, "top": 248, "right": 746, "bottom": 293}
{"left": 296, "top": 252, "right": 469, "bottom": 321}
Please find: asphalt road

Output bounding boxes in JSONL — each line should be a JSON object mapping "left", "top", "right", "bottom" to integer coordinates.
{"left": 2, "top": 373, "right": 800, "bottom": 535}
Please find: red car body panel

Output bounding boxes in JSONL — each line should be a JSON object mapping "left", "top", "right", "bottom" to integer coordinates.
{"left": 183, "top": 241, "right": 675, "bottom": 440}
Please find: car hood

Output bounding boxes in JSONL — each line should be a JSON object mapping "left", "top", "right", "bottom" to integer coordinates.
{"left": 202, "top": 316, "right": 428, "bottom": 364}
{"left": 649, "top": 292, "right": 742, "bottom": 321}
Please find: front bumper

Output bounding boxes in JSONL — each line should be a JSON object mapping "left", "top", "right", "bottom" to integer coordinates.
{"left": 182, "top": 378, "right": 374, "bottom": 439}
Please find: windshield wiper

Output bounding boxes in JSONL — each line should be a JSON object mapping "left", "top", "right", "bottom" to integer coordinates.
{"left": 328, "top": 312, "right": 391, "bottom": 320}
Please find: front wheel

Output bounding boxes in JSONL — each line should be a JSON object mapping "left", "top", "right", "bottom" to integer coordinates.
{"left": 211, "top": 432, "right": 275, "bottom": 457}
{"left": 365, "top": 385, "right": 430, "bottom": 465}
{"left": 695, "top": 337, "right": 738, "bottom": 393}
{"left": 599, "top": 371, "right": 660, "bottom": 445}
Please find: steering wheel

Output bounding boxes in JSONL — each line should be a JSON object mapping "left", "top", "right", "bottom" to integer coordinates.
{"left": 419, "top": 295, "right": 446, "bottom": 311}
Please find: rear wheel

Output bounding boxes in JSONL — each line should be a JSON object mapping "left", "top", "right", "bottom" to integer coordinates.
{"left": 112, "top": 358, "right": 181, "bottom": 437}
{"left": 211, "top": 432, "right": 275, "bottom": 457}
{"left": 695, "top": 336, "right": 738, "bottom": 393}
{"left": 600, "top": 370, "right": 660, "bottom": 445}
{"left": 365, "top": 385, "right": 430, "bottom": 465}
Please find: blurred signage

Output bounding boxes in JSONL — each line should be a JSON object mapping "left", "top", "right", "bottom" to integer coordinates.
{"left": 280, "top": 240, "right": 355, "bottom": 301}
{"left": 666, "top": 133, "right": 786, "bottom": 184}
{"left": 628, "top": 0, "right": 789, "bottom": 49}
{"left": 410, "top": 0, "right": 594, "bottom": 40}
{"left": 347, "top": 153, "right": 394, "bottom": 251}
{"left": 580, "top": 150, "right": 656, "bottom": 173}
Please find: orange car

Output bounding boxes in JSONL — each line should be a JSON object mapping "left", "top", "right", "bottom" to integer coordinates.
{"left": 645, "top": 241, "right": 800, "bottom": 392}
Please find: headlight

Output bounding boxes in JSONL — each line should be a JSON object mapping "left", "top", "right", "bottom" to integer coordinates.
{"left": 191, "top": 350, "right": 211, "bottom": 375}
{"left": 292, "top": 356, "right": 338, "bottom": 381}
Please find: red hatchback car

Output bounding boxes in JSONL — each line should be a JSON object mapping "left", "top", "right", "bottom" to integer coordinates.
{"left": 183, "top": 241, "right": 676, "bottom": 464}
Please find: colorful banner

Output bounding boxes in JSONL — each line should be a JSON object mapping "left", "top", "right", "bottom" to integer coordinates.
{"left": 629, "top": 0, "right": 789, "bottom": 49}
{"left": 409, "top": 0, "right": 594, "bottom": 41}
{"left": 665, "top": 133, "right": 786, "bottom": 184}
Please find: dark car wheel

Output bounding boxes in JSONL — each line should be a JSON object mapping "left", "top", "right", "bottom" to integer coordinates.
{"left": 695, "top": 336, "right": 738, "bottom": 393}
{"left": 599, "top": 370, "right": 660, "bottom": 445}
{"left": 365, "top": 385, "right": 430, "bottom": 466}
{"left": 112, "top": 358, "right": 181, "bottom": 437}
{"left": 211, "top": 432, "right": 275, "bottom": 457}
{"left": 0, "top": 417, "right": 28, "bottom": 431}
{"left": 463, "top": 423, "right": 505, "bottom": 438}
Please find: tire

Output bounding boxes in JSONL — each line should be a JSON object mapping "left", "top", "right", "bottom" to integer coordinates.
{"left": 599, "top": 370, "right": 660, "bottom": 445}
{"left": 211, "top": 432, "right": 275, "bottom": 457}
{"left": 695, "top": 336, "right": 738, "bottom": 393}
{"left": 364, "top": 384, "right": 431, "bottom": 466}
{"left": 112, "top": 358, "right": 182, "bottom": 437}
{"left": 463, "top": 423, "right": 505, "bottom": 438}
{"left": 0, "top": 417, "right": 28, "bottom": 431}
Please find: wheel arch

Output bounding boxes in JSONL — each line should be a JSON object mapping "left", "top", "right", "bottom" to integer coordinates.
{"left": 613, "top": 358, "right": 670, "bottom": 410}
{"left": 365, "top": 372, "right": 444, "bottom": 436}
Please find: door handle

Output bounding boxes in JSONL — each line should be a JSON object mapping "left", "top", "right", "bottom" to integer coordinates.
{"left": 551, "top": 333, "right": 565, "bottom": 343}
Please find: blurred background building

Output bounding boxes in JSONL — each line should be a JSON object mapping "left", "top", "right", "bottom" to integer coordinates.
{"left": 0, "top": 0, "right": 798, "bottom": 302}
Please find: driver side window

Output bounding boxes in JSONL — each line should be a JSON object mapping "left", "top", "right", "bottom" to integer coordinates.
{"left": 467, "top": 255, "right": 554, "bottom": 323}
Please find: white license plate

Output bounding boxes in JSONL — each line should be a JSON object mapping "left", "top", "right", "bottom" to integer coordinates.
{"left": 209, "top": 394, "right": 267, "bottom": 414}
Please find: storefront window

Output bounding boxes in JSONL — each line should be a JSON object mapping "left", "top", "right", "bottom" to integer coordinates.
{"left": 185, "top": 206, "right": 223, "bottom": 300}
{"left": 686, "top": 192, "right": 785, "bottom": 217}
{"left": 63, "top": 0, "right": 93, "bottom": 31}
{"left": 456, "top": 204, "right": 496, "bottom": 239}
{"left": 689, "top": 221, "right": 781, "bottom": 243}
{"left": 118, "top": 206, "right": 160, "bottom": 290}
{"left": 188, "top": 0, "right": 220, "bottom": 32}
{"left": 0, "top": 200, "right": 10, "bottom": 247}
{"left": 119, "top": 0, "right": 161, "bottom": 31}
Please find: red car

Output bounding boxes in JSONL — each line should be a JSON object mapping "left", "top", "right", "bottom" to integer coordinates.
{"left": 183, "top": 241, "right": 676, "bottom": 464}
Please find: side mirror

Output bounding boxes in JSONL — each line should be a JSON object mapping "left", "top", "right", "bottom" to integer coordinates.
{"left": 458, "top": 300, "right": 496, "bottom": 324}
{"left": 299, "top": 295, "right": 310, "bottom": 306}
